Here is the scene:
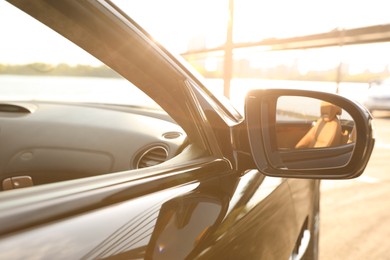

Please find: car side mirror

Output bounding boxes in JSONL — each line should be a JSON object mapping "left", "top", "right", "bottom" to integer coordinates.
{"left": 245, "top": 89, "right": 375, "bottom": 179}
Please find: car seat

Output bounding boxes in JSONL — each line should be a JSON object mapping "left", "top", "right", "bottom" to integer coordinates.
{"left": 295, "top": 101, "right": 344, "bottom": 148}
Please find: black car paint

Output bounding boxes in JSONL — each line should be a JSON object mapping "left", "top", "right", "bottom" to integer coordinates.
{"left": 0, "top": 166, "right": 303, "bottom": 259}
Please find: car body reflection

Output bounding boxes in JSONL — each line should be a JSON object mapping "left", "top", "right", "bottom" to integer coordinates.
{"left": 0, "top": 169, "right": 299, "bottom": 259}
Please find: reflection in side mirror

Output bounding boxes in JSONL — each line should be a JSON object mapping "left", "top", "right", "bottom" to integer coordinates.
{"left": 274, "top": 97, "right": 355, "bottom": 170}
{"left": 276, "top": 97, "right": 356, "bottom": 150}
{"left": 245, "top": 89, "right": 375, "bottom": 179}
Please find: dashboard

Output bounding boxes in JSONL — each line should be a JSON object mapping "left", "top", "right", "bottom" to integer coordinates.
{"left": 0, "top": 101, "right": 187, "bottom": 190}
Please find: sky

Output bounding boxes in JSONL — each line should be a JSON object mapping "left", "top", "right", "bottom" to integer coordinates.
{"left": 1, "top": 0, "right": 390, "bottom": 72}
{"left": 112, "top": 0, "right": 390, "bottom": 52}
{"left": 0, "top": 1, "right": 101, "bottom": 66}
{"left": 112, "top": 0, "right": 390, "bottom": 75}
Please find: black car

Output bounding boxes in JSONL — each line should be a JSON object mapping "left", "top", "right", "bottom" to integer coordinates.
{"left": 0, "top": 1, "right": 374, "bottom": 259}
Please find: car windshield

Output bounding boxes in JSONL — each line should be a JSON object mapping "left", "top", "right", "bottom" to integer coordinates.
{"left": 0, "top": 1, "right": 160, "bottom": 110}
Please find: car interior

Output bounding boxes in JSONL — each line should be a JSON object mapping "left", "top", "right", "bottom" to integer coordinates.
{"left": 0, "top": 1, "right": 192, "bottom": 192}
{"left": 295, "top": 101, "right": 349, "bottom": 149}
{"left": 0, "top": 101, "right": 189, "bottom": 191}
{"left": 276, "top": 100, "right": 355, "bottom": 151}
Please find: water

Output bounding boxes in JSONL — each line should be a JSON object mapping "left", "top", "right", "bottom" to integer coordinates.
{"left": 0, "top": 75, "right": 369, "bottom": 113}
{"left": 0, "top": 75, "right": 159, "bottom": 108}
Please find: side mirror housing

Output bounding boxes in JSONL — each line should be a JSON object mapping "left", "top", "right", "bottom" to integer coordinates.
{"left": 244, "top": 89, "right": 375, "bottom": 179}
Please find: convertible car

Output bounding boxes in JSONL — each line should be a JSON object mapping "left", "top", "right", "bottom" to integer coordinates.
{"left": 0, "top": 1, "right": 374, "bottom": 259}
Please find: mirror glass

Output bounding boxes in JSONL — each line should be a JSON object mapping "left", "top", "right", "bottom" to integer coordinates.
{"left": 272, "top": 96, "right": 356, "bottom": 169}
{"left": 276, "top": 96, "right": 355, "bottom": 150}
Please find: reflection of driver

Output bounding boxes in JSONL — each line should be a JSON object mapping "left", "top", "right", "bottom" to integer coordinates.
{"left": 295, "top": 101, "right": 344, "bottom": 148}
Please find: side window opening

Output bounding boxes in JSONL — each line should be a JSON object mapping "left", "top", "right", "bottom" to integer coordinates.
{"left": 0, "top": 1, "right": 189, "bottom": 191}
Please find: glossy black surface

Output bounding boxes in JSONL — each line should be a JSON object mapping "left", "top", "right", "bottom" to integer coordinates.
{"left": 0, "top": 169, "right": 306, "bottom": 259}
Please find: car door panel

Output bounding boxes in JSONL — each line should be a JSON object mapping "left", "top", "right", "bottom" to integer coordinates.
{"left": 196, "top": 171, "right": 298, "bottom": 259}
{"left": 0, "top": 165, "right": 299, "bottom": 259}
{"left": 287, "top": 179, "right": 318, "bottom": 226}
{"left": 0, "top": 183, "right": 201, "bottom": 259}
{"left": 0, "top": 157, "right": 230, "bottom": 259}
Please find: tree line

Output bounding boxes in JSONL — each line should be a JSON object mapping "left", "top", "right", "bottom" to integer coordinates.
{"left": 0, "top": 63, "right": 121, "bottom": 78}
{"left": 2, "top": 61, "right": 389, "bottom": 83}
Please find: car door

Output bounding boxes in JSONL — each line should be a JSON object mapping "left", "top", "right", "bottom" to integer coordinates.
{"left": 0, "top": 167, "right": 298, "bottom": 260}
